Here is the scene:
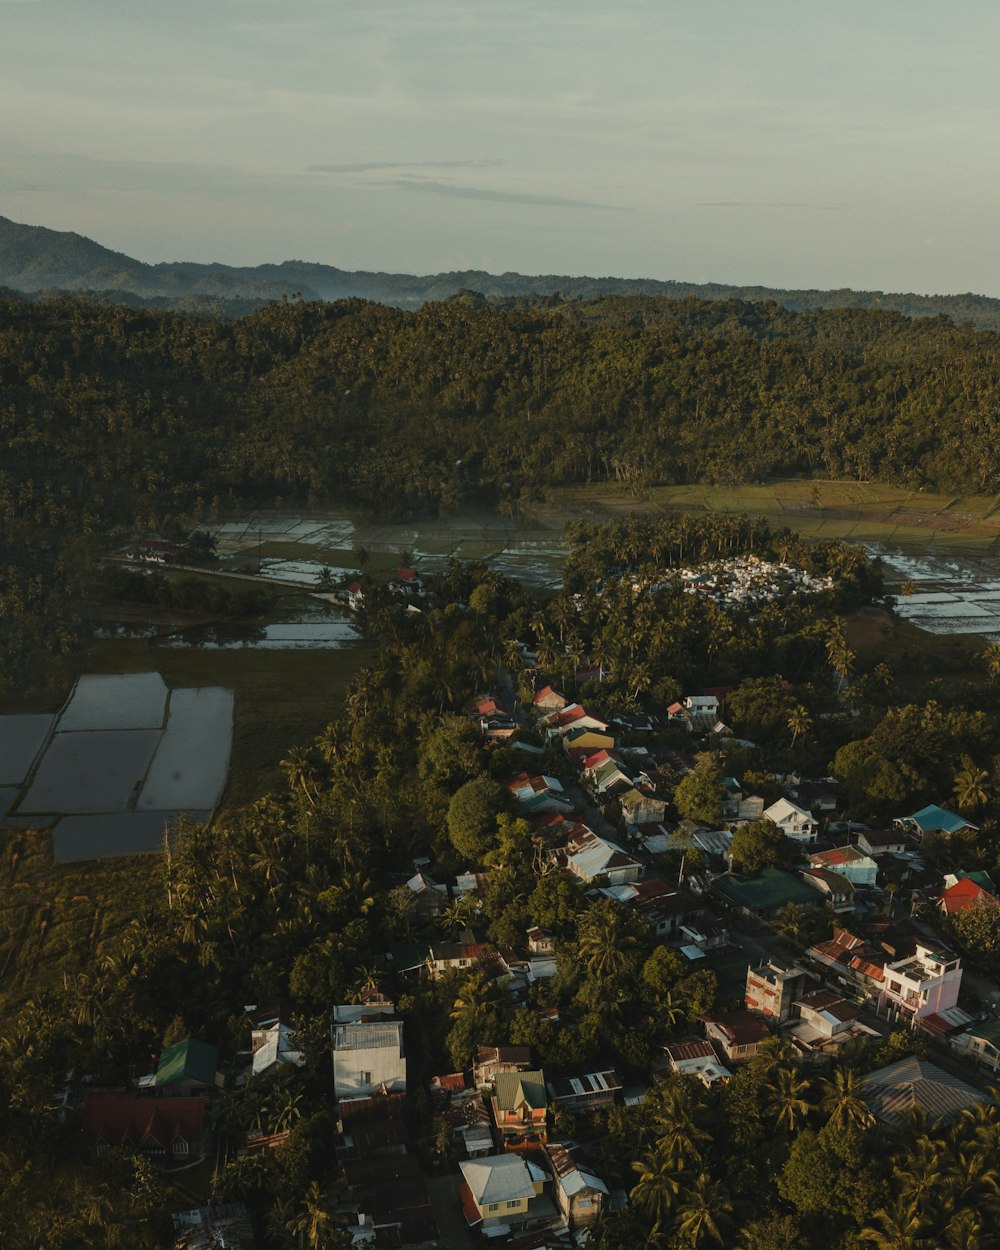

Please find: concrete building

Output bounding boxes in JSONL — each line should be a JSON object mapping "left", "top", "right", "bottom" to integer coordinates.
{"left": 880, "top": 941, "right": 962, "bottom": 1022}
{"left": 745, "top": 959, "right": 811, "bottom": 1023}
{"left": 332, "top": 1018, "right": 406, "bottom": 1100}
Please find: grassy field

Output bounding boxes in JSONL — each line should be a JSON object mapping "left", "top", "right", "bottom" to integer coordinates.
{"left": 546, "top": 480, "right": 1000, "bottom": 551}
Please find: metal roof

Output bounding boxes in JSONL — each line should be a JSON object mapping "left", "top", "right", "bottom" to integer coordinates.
{"left": 863, "top": 1057, "right": 989, "bottom": 1125}
{"left": 460, "top": 1154, "right": 536, "bottom": 1205}
{"left": 333, "top": 1021, "right": 404, "bottom": 1055}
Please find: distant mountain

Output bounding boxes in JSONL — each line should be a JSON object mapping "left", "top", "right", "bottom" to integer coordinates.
{"left": 3, "top": 213, "right": 1000, "bottom": 325}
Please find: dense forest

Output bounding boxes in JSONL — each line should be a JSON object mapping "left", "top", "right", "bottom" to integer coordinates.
{"left": 5, "top": 287, "right": 1000, "bottom": 687}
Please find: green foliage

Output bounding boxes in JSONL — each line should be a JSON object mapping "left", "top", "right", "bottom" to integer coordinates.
{"left": 729, "top": 820, "right": 798, "bottom": 873}
{"left": 674, "top": 755, "right": 725, "bottom": 826}
{"left": 446, "top": 774, "right": 511, "bottom": 861}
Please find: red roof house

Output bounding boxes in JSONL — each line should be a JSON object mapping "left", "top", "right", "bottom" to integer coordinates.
{"left": 81, "top": 1093, "right": 205, "bottom": 1163}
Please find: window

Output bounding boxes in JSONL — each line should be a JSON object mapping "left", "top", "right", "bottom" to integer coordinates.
{"left": 506, "top": 1200, "right": 522, "bottom": 1209}
{"left": 487, "top": 1203, "right": 499, "bottom": 1212}
{"left": 360, "top": 1071, "right": 372, "bottom": 1085}
{"left": 174, "top": 1139, "right": 189, "bottom": 1156}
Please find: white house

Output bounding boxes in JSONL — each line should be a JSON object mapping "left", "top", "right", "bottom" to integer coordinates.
{"left": 880, "top": 942, "right": 963, "bottom": 1022}
{"left": 332, "top": 1018, "right": 406, "bottom": 1100}
{"left": 764, "top": 798, "right": 818, "bottom": 844}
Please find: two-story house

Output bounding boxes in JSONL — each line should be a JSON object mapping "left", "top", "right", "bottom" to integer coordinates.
{"left": 763, "top": 798, "right": 818, "bottom": 844}
{"left": 490, "top": 1070, "right": 548, "bottom": 1148}
{"left": 879, "top": 941, "right": 963, "bottom": 1022}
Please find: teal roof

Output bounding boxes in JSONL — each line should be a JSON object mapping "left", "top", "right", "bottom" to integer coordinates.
{"left": 155, "top": 1038, "right": 219, "bottom": 1088}
{"left": 712, "top": 867, "right": 819, "bottom": 913}
{"left": 905, "top": 804, "right": 976, "bottom": 834}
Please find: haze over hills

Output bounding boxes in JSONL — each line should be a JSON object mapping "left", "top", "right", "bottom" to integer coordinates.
{"left": 3, "top": 213, "right": 1000, "bottom": 325}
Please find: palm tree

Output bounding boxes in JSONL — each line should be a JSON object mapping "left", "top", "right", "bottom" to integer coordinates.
{"left": 673, "top": 1173, "right": 733, "bottom": 1247}
{"left": 630, "top": 1142, "right": 686, "bottom": 1226}
{"left": 767, "top": 1065, "right": 812, "bottom": 1134}
{"left": 953, "top": 756, "right": 990, "bottom": 815}
{"left": 450, "top": 969, "right": 500, "bottom": 1022}
{"left": 943, "top": 1209, "right": 987, "bottom": 1250}
{"left": 860, "top": 1196, "right": 928, "bottom": 1249}
{"left": 787, "top": 704, "right": 812, "bottom": 746}
{"left": 288, "top": 1180, "right": 347, "bottom": 1250}
{"left": 821, "top": 1066, "right": 874, "bottom": 1131}
{"left": 576, "top": 902, "right": 638, "bottom": 980}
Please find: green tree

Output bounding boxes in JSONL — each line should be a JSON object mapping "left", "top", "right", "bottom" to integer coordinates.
{"left": 674, "top": 755, "right": 725, "bottom": 826}
{"left": 729, "top": 820, "right": 796, "bottom": 874}
{"left": 446, "top": 775, "right": 509, "bottom": 861}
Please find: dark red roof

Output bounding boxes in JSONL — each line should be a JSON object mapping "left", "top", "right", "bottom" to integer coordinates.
{"left": 396, "top": 567, "right": 418, "bottom": 580}
{"left": 81, "top": 1093, "right": 204, "bottom": 1148}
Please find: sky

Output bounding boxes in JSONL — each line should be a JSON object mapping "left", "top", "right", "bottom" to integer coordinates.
{"left": 3, "top": 0, "right": 1000, "bottom": 294}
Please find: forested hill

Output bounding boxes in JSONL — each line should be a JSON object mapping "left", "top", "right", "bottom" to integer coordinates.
{"left": 3, "top": 288, "right": 1000, "bottom": 688}
{"left": 5, "top": 213, "right": 1000, "bottom": 325}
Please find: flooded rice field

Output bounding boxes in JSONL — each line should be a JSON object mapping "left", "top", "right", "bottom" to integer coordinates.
{"left": 866, "top": 544, "right": 1000, "bottom": 641}
{"left": 208, "top": 511, "right": 567, "bottom": 588}
{"left": 167, "top": 620, "right": 359, "bottom": 650}
{"left": 1, "top": 673, "right": 233, "bottom": 861}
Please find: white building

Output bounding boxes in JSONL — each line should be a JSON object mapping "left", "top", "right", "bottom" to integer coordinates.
{"left": 880, "top": 942, "right": 962, "bottom": 1022}
{"left": 763, "top": 798, "right": 818, "bottom": 844}
{"left": 332, "top": 1018, "right": 406, "bottom": 1100}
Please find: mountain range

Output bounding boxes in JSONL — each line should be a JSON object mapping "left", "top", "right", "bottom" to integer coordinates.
{"left": 3, "top": 213, "right": 1000, "bottom": 325}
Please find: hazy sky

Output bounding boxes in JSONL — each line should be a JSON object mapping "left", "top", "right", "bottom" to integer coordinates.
{"left": 3, "top": 0, "right": 1000, "bottom": 293}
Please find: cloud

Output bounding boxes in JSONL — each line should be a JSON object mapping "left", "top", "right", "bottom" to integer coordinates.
{"left": 378, "top": 176, "right": 625, "bottom": 211}
{"left": 309, "top": 160, "right": 504, "bottom": 173}
{"left": 699, "top": 200, "right": 850, "bottom": 211}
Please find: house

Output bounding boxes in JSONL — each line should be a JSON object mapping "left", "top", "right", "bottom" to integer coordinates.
{"left": 879, "top": 941, "right": 962, "bottom": 1022}
{"left": 533, "top": 685, "right": 568, "bottom": 712}
{"left": 938, "top": 876, "right": 998, "bottom": 916}
{"left": 784, "top": 989, "right": 872, "bottom": 1062}
{"left": 712, "top": 868, "right": 822, "bottom": 920}
{"left": 660, "top": 1038, "right": 732, "bottom": 1086}
{"left": 630, "top": 878, "right": 706, "bottom": 941}
{"left": 620, "top": 786, "right": 668, "bottom": 825}
{"left": 507, "top": 772, "right": 575, "bottom": 816}
{"left": 426, "top": 940, "right": 492, "bottom": 979}
{"left": 563, "top": 726, "right": 617, "bottom": 754}
{"left": 335, "top": 1090, "right": 409, "bottom": 1161}
{"left": 474, "top": 1046, "right": 535, "bottom": 1089}
{"left": 703, "top": 1011, "right": 772, "bottom": 1064}
{"left": 807, "top": 845, "right": 879, "bottom": 887}
{"left": 685, "top": 695, "right": 720, "bottom": 718}
{"left": 560, "top": 828, "right": 641, "bottom": 886}
{"left": 954, "top": 1018, "right": 1000, "bottom": 1073}
{"left": 857, "top": 829, "right": 907, "bottom": 857}
{"left": 786, "top": 777, "right": 841, "bottom": 813}
{"left": 547, "top": 1068, "right": 622, "bottom": 1112}
{"left": 541, "top": 704, "right": 610, "bottom": 740}
{"left": 801, "top": 867, "right": 856, "bottom": 912}
{"left": 390, "top": 567, "right": 424, "bottom": 595}
{"left": 250, "top": 1012, "right": 303, "bottom": 1079}
{"left": 81, "top": 1092, "right": 205, "bottom": 1164}
{"left": 155, "top": 1039, "right": 222, "bottom": 1097}
{"left": 862, "top": 1056, "right": 989, "bottom": 1126}
{"left": 332, "top": 1016, "right": 406, "bottom": 1101}
{"left": 491, "top": 1069, "right": 548, "bottom": 1147}
{"left": 404, "top": 870, "right": 449, "bottom": 915}
{"left": 543, "top": 1142, "right": 609, "bottom": 1231}
{"left": 458, "top": 1153, "right": 548, "bottom": 1230}
{"left": 744, "top": 959, "right": 811, "bottom": 1023}
{"left": 525, "top": 928, "right": 554, "bottom": 955}
{"left": 763, "top": 798, "right": 818, "bottom": 843}
{"left": 894, "top": 804, "right": 978, "bottom": 842}
{"left": 345, "top": 582, "right": 366, "bottom": 610}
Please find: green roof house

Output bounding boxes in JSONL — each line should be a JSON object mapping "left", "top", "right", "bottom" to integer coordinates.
{"left": 155, "top": 1039, "right": 222, "bottom": 1096}
{"left": 711, "top": 867, "right": 820, "bottom": 918}
{"left": 893, "top": 804, "right": 978, "bottom": 841}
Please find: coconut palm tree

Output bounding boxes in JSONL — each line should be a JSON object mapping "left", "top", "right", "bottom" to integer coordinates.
{"left": 788, "top": 704, "right": 812, "bottom": 746}
{"left": 673, "top": 1173, "right": 733, "bottom": 1247}
{"left": 982, "top": 642, "right": 1000, "bottom": 683}
{"left": 450, "top": 969, "right": 500, "bottom": 1022}
{"left": 767, "top": 1065, "right": 812, "bottom": 1134}
{"left": 288, "top": 1180, "right": 348, "bottom": 1250}
{"left": 576, "top": 901, "right": 638, "bottom": 980}
{"left": 859, "top": 1196, "right": 928, "bottom": 1249}
{"left": 953, "top": 756, "right": 990, "bottom": 815}
{"left": 821, "top": 1066, "right": 874, "bottom": 1131}
{"left": 630, "top": 1142, "right": 686, "bottom": 1226}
